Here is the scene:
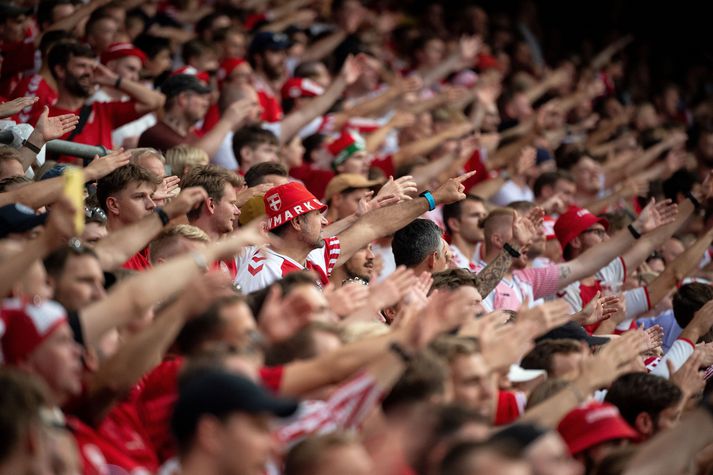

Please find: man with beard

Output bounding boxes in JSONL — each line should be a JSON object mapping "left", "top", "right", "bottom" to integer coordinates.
{"left": 46, "top": 41, "right": 164, "bottom": 158}
{"left": 443, "top": 195, "right": 489, "bottom": 272}
{"left": 329, "top": 244, "right": 376, "bottom": 286}
{"left": 248, "top": 31, "right": 290, "bottom": 123}
{"left": 139, "top": 74, "right": 256, "bottom": 156}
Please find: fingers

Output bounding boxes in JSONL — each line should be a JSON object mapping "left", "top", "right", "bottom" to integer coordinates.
{"left": 454, "top": 170, "right": 477, "bottom": 183}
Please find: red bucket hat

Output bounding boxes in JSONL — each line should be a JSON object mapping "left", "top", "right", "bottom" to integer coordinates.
{"left": 263, "top": 182, "right": 326, "bottom": 230}
{"left": 557, "top": 402, "right": 638, "bottom": 455}
{"left": 101, "top": 42, "right": 147, "bottom": 65}
{"left": 0, "top": 299, "right": 68, "bottom": 365}
{"left": 554, "top": 206, "right": 609, "bottom": 250}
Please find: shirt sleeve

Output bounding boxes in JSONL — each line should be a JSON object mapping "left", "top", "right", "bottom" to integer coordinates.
{"left": 624, "top": 287, "right": 651, "bottom": 319}
{"left": 595, "top": 257, "right": 627, "bottom": 283}
{"left": 649, "top": 338, "right": 696, "bottom": 379}
{"left": 515, "top": 265, "right": 561, "bottom": 300}
{"left": 104, "top": 101, "right": 144, "bottom": 129}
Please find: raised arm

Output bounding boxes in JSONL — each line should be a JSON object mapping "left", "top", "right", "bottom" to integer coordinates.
{"left": 336, "top": 172, "right": 474, "bottom": 266}
{"left": 93, "top": 187, "right": 207, "bottom": 270}
{"left": 391, "top": 121, "right": 473, "bottom": 168}
{"left": 78, "top": 222, "right": 266, "bottom": 347}
{"left": 557, "top": 199, "right": 678, "bottom": 288}
{"left": 93, "top": 63, "right": 165, "bottom": 115}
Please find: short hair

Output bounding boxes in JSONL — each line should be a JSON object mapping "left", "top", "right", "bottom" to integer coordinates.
{"left": 604, "top": 372, "right": 682, "bottom": 428}
{"left": 532, "top": 170, "right": 574, "bottom": 198}
{"left": 38, "top": 29, "right": 72, "bottom": 56}
{"left": 442, "top": 195, "right": 485, "bottom": 236}
{"left": 441, "top": 439, "right": 524, "bottom": 475}
{"left": 507, "top": 201, "right": 534, "bottom": 214}
{"left": 85, "top": 11, "right": 116, "bottom": 37}
{"left": 149, "top": 225, "right": 210, "bottom": 264}
{"left": 520, "top": 339, "right": 582, "bottom": 374}
{"left": 173, "top": 295, "right": 247, "bottom": 356}
{"left": 130, "top": 147, "right": 166, "bottom": 166}
{"left": 430, "top": 336, "right": 478, "bottom": 363}
{"left": 482, "top": 208, "right": 516, "bottom": 245}
{"left": 382, "top": 349, "right": 448, "bottom": 414}
{"left": 430, "top": 269, "right": 479, "bottom": 293}
{"left": 554, "top": 144, "right": 586, "bottom": 171}
{"left": 231, "top": 125, "right": 279, "bottom": 162}
{"left": 43, "top": 245, "right": 100, "bottom": 279}
{"left": 96, "top": 163, "right": 161, "bottom": 213}
{"left": 431, "top": 404, "right": 490, "bottom": 441}
{"left": 165, "top": 145, "right": 209, "bottom": 180}
{"left": 246, "top": 271, "right": 318, "bottom": 316}
{"left": 37, "top": 0, "right": 73, "bottom": 29}
{"left": 285, "top": 432, "right": 359, "bottom": 475}
{"left": 181, "top": 165, "right": 243, "bottom": 221}
{"left": 134, "top": 34, "right": 171, "bottom": 59}
{"left": 181, "top": 39, "right": 216, "bottom": 65}
{"left": 673, "top": 283, "right": 713, "bottom": 338}
{"left": 392, "top": 218, "right": 442, "bottom": 268}
{"left": 244, "top": 162, "right": 288, "bottom": 187}
{"left": 265, "top": 322, "right": 342, "bottom": 366}
{"left": 0, "top": 369, "right": 48, "bottom": 464}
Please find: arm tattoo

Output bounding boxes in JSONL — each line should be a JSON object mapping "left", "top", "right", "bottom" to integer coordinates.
{"left": 474, "top": 251, "right": 512, "bottom": 298}
{"left": 558, "top": 264, "right": 572, "bottom": 285}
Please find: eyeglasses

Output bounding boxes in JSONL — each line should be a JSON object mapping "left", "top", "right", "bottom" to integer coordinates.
{"left": 84, "top": 206, "right": 107, "bottom": 224}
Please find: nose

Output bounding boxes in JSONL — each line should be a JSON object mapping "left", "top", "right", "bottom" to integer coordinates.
{"left": 146, "top": 196, "right": 156, "bottom": 210}
{"left": 365, "top": 247, "right": 375, "bottom": 259}
{"left": 320, "top": 215, "right": 328, "bottom": 226}
{"left": 234, "top": 205, "right": 241, "bottom": 217}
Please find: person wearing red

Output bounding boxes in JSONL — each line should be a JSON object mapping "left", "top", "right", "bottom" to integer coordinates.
{"left": 248, "top": 31, "right": 291, "bottom": 123}
{"left": 46, "top": 41, "right": 164, "bottom": 159}
{"left": 0, "top": 3, "right": 35, "bottom": 97}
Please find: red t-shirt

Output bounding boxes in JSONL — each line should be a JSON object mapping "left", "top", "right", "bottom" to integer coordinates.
{"left": 48, "top": 101, "right": 143, "bottom": 152}
{"left": 0, "top": 39, "right": 35, "bottom": 96}
{"left": 463, "top": 149, "right": 490, "bottom": 191}
{"left": 200, "top": 103, "right": 221, "bottom": 133}
{"left": 98, "top": 400, "right": 159, "bottom": 473}
{"left": 289, "top": 163, "right": 335, "bottom": 200}
{"left": 494, "top": 390, "right": 524, "bottom": 426}
{"left": 122, "top": 247, "right": 152, "bottom": 271}
{"left": 371, "top": 155, "right": 396, "bottom": 178}
{"left": 9, "top": 74, "right": 57, "bottom": 124}
{"left": 134, "top": 356, "right": 285, "bottom": 462}
{"left": 257, "top": 89, "right": 283, "bottom": 123}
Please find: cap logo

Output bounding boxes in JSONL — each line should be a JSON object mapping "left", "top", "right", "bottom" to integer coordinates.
{"left": 585, "top": 406, "right": 620, "bottom": 423}
{"left": 266, "top": 193, "right": 282, "bottom": 212}
{"left": 576, "top": 209, "right": 591, "bottom": 217}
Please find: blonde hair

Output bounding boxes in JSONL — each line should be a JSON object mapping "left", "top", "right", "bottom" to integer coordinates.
{"left": 129, "top": 147, "right": 166, "bottom": 164}
{"left": 165, "top": 145, "right": 210, "bottom": 179}
{"left": 149, "top": 224, "right": 210, "bottom": 263}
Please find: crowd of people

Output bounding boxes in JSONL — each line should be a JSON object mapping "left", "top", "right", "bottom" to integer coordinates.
{"left": 1, "top": 0, "right": 713, "bottom": 474}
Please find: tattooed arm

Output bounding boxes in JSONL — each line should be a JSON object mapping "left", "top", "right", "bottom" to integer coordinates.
{"left": 474, "top": 250, "right": 513, "bottom": 298}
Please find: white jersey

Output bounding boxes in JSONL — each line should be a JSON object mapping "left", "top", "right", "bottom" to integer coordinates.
{"left": 450, "top": 242, "right": 484, "bottom": 272}
{"left": 234, "top": 237, "right": 341, "bottom": 293}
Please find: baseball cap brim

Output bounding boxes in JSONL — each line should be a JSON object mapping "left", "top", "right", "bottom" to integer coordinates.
{"left": 567, "top": 419, "right": 637, "bottom": 455}
{"left": 508, "top": 364, "right": 547, "bottom": 383}
{"left": 0, "top": 204, "right": 47, "bottom": 238}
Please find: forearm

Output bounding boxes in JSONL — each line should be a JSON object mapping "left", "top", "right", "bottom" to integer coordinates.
{"left": 0, "top": 238, "right": 51, "bottom": 298}
{"left": 403, "top": 94, "right": 449, "bottom": 116}
{"left": 43, "top": 0, "right": 108, "bottom": 34}
{"left": 0, "top": 177, "right": 63, "bottom": 208}
{"left": 280, "top": 76, "right": 347, "bottom": 144}
{"left": 93, "top": 213, "right": 163, "bottom": 271}
{"left": 421, "top": 55, "right": 461, "bottom": 87}
{"left": 195, "top": 119, "right": 233, "bottom": 159}
{"left": 86, "top": 298, "right": 187, "bottom": 423}
{"left": 346, "top": 87, "right": 401, "bottom": 119}
{"left": 392, "top": 127, "right": 463, "bottom": 167}
{"left": 365, "top": 123, "right": 395, "bottom": 154}
{"left": 117, "top": 78, "right": 165, "bottom": 111}
{"left": 300, "top": 30, "right": 348, "bottom": 63}
{"left": 474, "top": 251, "right": 513, "bottom": 298}
{"left": 624, "top": 409, "right": 713, "bottom": 475}
{"left": 605, "top": 142, "right": 668, "bottom": 188}
{"left": 521, "top": 376, "right": 593, "bottom": 428}
{"left": 323, "top": 214, "right": 358, "bottom": 237}
{"left": 468, "top": 176, "right": 505, "bottom": 199}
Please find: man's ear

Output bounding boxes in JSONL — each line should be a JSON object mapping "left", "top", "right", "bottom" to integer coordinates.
{"left": 635, "top": 412, "right": 653, "bottom": 437}
{"left": 205, "top": 196, "right": 216, "bottom": 215}
{"left": 105, "top": 197, "right": 120, "bottom": 216}
{"left": 240, "top": 146, "right": 253, "bottom": 163}
{"left": 53, "top": 64, "right": 66, "bottom": 82}
{"left": 570, "top": 235, "right": 582, "bottom": 251}
{"left": 491, "top": 232, "right": 504, "bottom": 249}
{"left": 447, "top": 217, "right": 461, "bottom": 235}
{"left": 426, "top": 251, "right": 437, "bottom": 271}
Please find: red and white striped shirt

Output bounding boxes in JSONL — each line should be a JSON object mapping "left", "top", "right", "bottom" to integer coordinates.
{"left": 234, "top": 237, "right": 341, "bottom": 293}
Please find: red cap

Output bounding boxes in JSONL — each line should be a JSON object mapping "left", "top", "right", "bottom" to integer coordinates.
{"left": 263, "top": 182, "right": 326, "bottom": 230}
{"left": 557, "top": 402, "right": 637, "bottom": 455}
{"left": 280, "top": 77, "right": 325, "bottom": 100}
{"left": 554, "top": 206, "right": 609, "bottom": 250}
{"left": 477, "top": 53, "right": 502, "bottom": 71}
{"left": 0, "top": 299, "right": 67, "bottom": 365}
{"left": 172, "top": 66, "right": 211, "bottom": 85}
{"left": 217, "top": 57, "right": 247, "bottom": 83}
{"left": 326, "top": 130, "right": 366, "bottom": 168}
{"left": 101, "top": 42, "right": 147, "bottom": 65}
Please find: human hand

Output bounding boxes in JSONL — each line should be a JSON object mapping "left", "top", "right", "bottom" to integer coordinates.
{"left": 378, "top": 175, "right": 417, "bottom": 202}
{"left": 181, "top": 271, "right": 237, "bottom": 316}
{"left": 152, "top": 176, "right": 181, "bottom": 205}
{"left": 518, "top": 299, "right": 573, "bottom": 337}
{"left": 576, "top": 292, "right": 621, "bottom": 326}
{"left": 93, "top": 62, "right": 119, "bottom": 87}
{"left": 324, "top": 282, "right": 370, "bottom": 318}
{"left": 84, "top": 149, "right": 131, "bottom": 181}
{"left": 340, "top": 54, "right": 366, "bottom": 85}
{"left": 235, "top": 183, "right": 274, "bottom": 208}
{"left": 258, "top": 284, "right": 314, "bottom": 343}
{"left": 0, "top": 96, "right": 38, "bottom": 118}
{"left": 367, "top": 266, "right": 417, "bottom": 311}
{"left": 41, "top": 197, "right": 78, "bottom": 250}
{"left": 163, "top": 186, "right": 208, "bottom": 219}
{"left": 512, "top": 213, "right": 538, "bottom": 248}
{"left": 632, "top": 198, "right": 678, "bottom": 234}
{"left": 432, "top": 171, "right": 477, "bottom": 205}
{"left": 30, "top": 106, "right": 79, "bottom": 144}
{"left": 668, "top": 350, "right": 705, "bottom": 398}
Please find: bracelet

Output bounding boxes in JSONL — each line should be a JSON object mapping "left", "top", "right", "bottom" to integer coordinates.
{"left": 154, "top": 207, "right": 170, "bottom": 226}
{"left": 21, "top": 138, "right": 41, "bottom": 154}
{"left": 627, "top": 223, "right": 642, "bottom": 240}
{"left": 503, "top": 243, "right": 521, "bottom": 258}
{"left": 419, "top": 190, "right": 436, "bottom": 211}
{"left": 685, "top": 190, "right": 703, "bottom": 211}
{"left": 191, "top": 252, "right": 209, "bottom": 272}
{"left": 389, "top": 342, "right": 414, "bottom": 364}
{"left": 114, "top": 76, "right": 123, "bottom": 89}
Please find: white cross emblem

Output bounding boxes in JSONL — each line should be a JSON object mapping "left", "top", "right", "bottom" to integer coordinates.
{"left": 267, "top": 193, "right": 282, "bottom": 212}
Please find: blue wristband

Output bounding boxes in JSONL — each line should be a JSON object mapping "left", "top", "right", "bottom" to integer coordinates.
{"left": 420, "top": 191, "right": 436, "bottom": 211}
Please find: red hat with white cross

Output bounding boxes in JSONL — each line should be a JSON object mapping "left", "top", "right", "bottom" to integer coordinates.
{"left": 0, "top": 299, "right": 68, "bottom": 365}
{"left": 263, "top": 182, "right": 326, "bottom": 230}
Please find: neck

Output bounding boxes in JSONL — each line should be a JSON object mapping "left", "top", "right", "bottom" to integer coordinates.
{"left": 329, "top": 265, "right": 349, "bottom": 287}
{"left": 483, "top": 242, "right": 503, "bottom": 265}
{"left": 178, "top": 453, "right": 219, "bottom": 475}
{"left": 106, "top": 216, "right": 125, "bottom": 233}
{"left": 451, "top": 235, "right": 478, "bottom": 261}
{"left": 54, "top": 89, "right": 86, "bottom": 110}
{"left": 271, "top": 238, "right": 312, "bottom": 266}
{"left": 39, "top": 68, "right": 57, "bottom": 91}
{"left": 192, "top": 217, "right": 223, "bottom": 241}
{"left": 163, "top": 110, "right": 191, "bottom": 136}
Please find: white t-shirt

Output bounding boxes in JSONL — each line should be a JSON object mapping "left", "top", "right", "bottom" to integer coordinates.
{"left": 490, "top": 180, "right": 535, "bottom": 206}
{"left": 234, "top": 237, "right": 341, "bottom": 293}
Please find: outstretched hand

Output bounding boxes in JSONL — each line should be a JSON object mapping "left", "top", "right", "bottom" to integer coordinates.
{"left": 633, "top": 198, "right": 678, "bottom": 234}
{"left": 432, "top": 171, "right": 477, "bottom": 205}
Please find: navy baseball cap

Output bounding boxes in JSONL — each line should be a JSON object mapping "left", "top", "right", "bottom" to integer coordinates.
{"left": 536, "top": 321, "right": 610, "bottom": 346}
{"left": 160, "top": 74, "right": 212, "bottom": 98}
{"left": 0, "top": 204, "right": 47, "bottom": 238}
{"left": 248, "top": 31, "right": 292, "bottom": 56}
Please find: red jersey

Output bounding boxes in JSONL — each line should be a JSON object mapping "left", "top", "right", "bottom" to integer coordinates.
{"left": 122, "top": 247, "right": 152, "bottom": 271}
{"left": 9, "top": 73, "right": 57, "bottom": 124}
{"left": 0, "top": 39, "right": 35, "bottom": 96}
{"left": 256, "top": 89, "right": 283, "bottom": 123}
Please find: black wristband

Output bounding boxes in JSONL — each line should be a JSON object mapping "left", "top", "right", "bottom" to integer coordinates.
{"left": 504, "top": 243, "right": 521, "bottom": 258}
{"left": 685, "top": 191, "right": 703, "bottom": 211}
{"left": 114, "top": 76, "right": 123, "bottom": 89}
{"left": 389, "top": 342, "right": 414, "bottom": 364}
{"left": 627, "top": 223, "right": 642, "bottom": 240}
{"left": 154, "top": 207, "right": 170, "bottom": 226}
{"left": 21, "top": 138, "right": 41, "bottom": 154}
